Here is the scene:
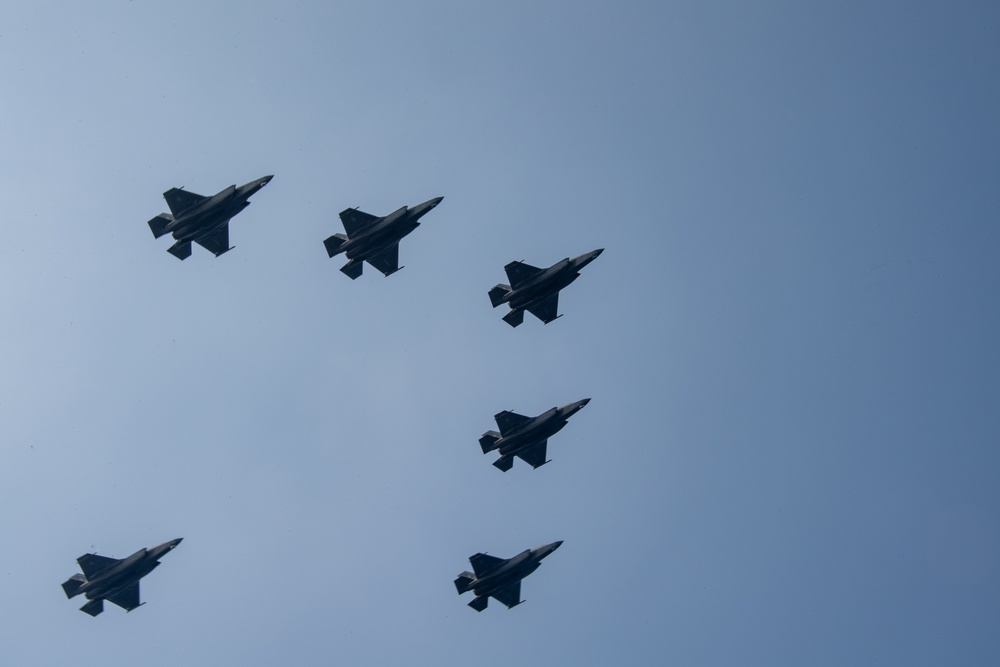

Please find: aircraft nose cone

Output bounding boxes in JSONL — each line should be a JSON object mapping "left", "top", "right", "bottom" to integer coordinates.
{"left": 169, "top": 538, "right": 183, "bottom": 548}
{"left": 260, "top": 175, "right": 274, "bottom": 185}
{"left": 542, "top": 540, "right": 564, "bottom": 556}
{"left": 574, "top": 248, "right": 603, "bottom": 267}
{"left": 578, "top": 398, "right": 591, "bottom": 408}
{"left": 429, "top": 196, "right": 444, "bottom": 207}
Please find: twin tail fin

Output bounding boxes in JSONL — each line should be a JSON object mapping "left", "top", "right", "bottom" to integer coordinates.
{"left": 479, "top": 431, "right": 501, "bottom": 453}
{"left": 323, "top": 233, "right": 347, "bottom": 258}
{"left": 147, "top": 213, "right": 173, "bottom": 239}
{"left": 61, "top": 574, "right": 86, "bottom": 599}
{"left": 488, "top": 284, "right": 511, "bottom": 308}
{"left": 453, "top": 571, "right": 475, "bottom": 594}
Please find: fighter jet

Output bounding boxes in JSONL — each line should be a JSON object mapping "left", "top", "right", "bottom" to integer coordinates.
{"left": 323, "top": 196, "right": 443, "bottom": 279}
{"left": 61, "top": 538, "right": 182, "bottom": 616}
{"left": 479, "top": 398, "right": 590, "bottom": 471}
{"left": 146, "top": 175, "right": 273, "bottom": 259}
{"left": 454, "top": 541, "right": 563, "bottom": 611}
{"left": 488, "top": 248, "right": 604, "bottom": 326}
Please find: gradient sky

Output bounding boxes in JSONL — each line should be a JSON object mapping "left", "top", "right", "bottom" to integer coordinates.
{"left": 2, "top": 2, "right": 999, "bottom": 665}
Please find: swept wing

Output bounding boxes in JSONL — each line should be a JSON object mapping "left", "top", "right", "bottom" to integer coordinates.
{"left": 77, "top": 554, "right": 119, "bottom": 579}
{"left": 526, "top": 293, "right": 560, "bottom": 324}
{"left": 106, "top": 583, "right": 141, "bottom": 611}
{"left": 494, "top": 410, "right": 531, "bottom": 436}
{"left": 469, "top": 553, "right": 506, "bottom": 577}
{"left": 503, "top": 261, "right": 543, "bottom": 289}
{"left": 194, "top": 222, "right": 231, "bottom": 256}
{"left": 516, "top": 441, "right": 548, "bottom": 468}
{"left": 366, "top": 243, "right": 400, "bottom": 276}
{"left": 339, "top": 208, "right": 379, "bottom": 236}
{"left": 163, "top": 188, "right": 209, "bottom": 217}
{"left": 491, "top": 581, "right": 522, "bottom": 608}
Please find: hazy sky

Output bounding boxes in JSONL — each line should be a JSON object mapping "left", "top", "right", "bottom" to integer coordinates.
{"left": 2, "top": 2, "right": 999, "bottom": 665}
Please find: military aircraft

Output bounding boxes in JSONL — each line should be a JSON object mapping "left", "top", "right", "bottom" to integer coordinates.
{"left": 61, "top": 538, "right": 182, "bottom": 616}
{"left": 479, "top": 398, "right": 590, "bottom": 471}
{"left": 488, "top": 248, "right": 603, "bottom": 326}
{"left": 323, "top": 196, "right": 443, "bottom": 279}
{"left": 454, "top": 541, "right": 563, "bottom": 611}
{"left": 147, "top": 175, "right": 273, "bottom": 259}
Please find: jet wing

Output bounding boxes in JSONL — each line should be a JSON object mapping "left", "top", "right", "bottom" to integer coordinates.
{"left": 366, "top": 243, "right": 400, "bottom": 276}
{"left": 194, "top": 222, "right": 231, "bottom": 256}
{"left": 106, "top": 583, "right": 141, "bottom": 612}
{"left": 339, "top": 208, "right": 379, "bottom": 237}
{"left": 77, "top": 553, "right": 120, "bottom": 579}
{"left": 469, "top": 553, "right": 506, "bottom": 577}
{"left": 491, "top": 581, "right": 522, "bottom": 609}
{"left": 163, "top": 188, "right": 209, "bottom": 217}
{"left": 516, "top": 440, "right": 548, "bottom": 468}
{"left": 504, "top": 261, "right": 543, "bottom": 289}
{"left": 494, "top": 410, "right": 531, "bottom": 436}
{"left": 526, "top": 293, "right": 560, "bottom": 324}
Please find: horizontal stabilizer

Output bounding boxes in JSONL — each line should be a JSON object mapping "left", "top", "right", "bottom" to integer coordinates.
{"left": 502, "top": 309, "right": 524, "bottom": 328}
{"left": 80, "top": 598, "right": 104, "bottom": 617}
{"left": 147, "top": 213, "right": 172, "bottom": 239}
{"left": 323, "top": 233, "right": 347, "bottom": 257}
{"left": 61, "top": 574, "right": 86, "bottom": 598}
{"left": 492, "top": 455, "right": 514, "bottom": 472}
{"left": 167, "top": 240, "right": 192, "bottom": 260}
{"left": 479, "top": 431, "right": 501, "bottom": 453}
{"left": 453, "top": 571, "right": 475, "bottom": 594}
{"left": 340, "top": 259, "right": 363, "bottom": 279}
{"left": 468, "top": 595, "right": 488, "bottom": 612}
{"left": 488, "top": 284, "right": 511, "bottom": 308}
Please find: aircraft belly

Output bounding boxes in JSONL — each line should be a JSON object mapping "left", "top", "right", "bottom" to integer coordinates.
{"left": 499, "top": 437, "right": 535, "bottom": 456}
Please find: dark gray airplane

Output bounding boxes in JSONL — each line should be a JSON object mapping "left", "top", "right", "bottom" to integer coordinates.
{"left": 479, "top": 398, "right": 590, "bottom": 471}
{"left": 61, "top": 538, "right": 182, "bottom": 616}
{"left": 323, "top": 196, "right": 444, "bottom": 279}
{"left": 488, "top": 248, "right": 604, "bottom": 326}
{"left": 147, "top": 175, "right": 273, "bottom": 259}
{"left": 454, "top": 541, "right": 563, "bottom": 611}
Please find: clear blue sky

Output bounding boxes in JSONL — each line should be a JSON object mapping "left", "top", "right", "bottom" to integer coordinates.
{"left": 2, "top": 2, "right": 999, "bottom": 665}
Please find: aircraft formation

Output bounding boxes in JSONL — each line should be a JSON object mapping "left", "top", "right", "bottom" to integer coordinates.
{"left": 63, "top": 176, "right": 603, "bottom": 615}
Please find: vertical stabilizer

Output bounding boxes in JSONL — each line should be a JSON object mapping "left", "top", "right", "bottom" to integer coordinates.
{"left": 147, "top": 213, "right": 173, "bottom": 239}
{"left": 479, "top": 431, "right": 501, "bottom": 453}
{"left": 323, "top": 233, "right": 348, "bottom": 258}
{"left": 61, "top": 574, "right": 86, "bottom": 598}
{"left": 488, "top": 284, "right": 511, "bottom": 308}
{"left": 453, "top": 571, "right": 476, "bottom": 594}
